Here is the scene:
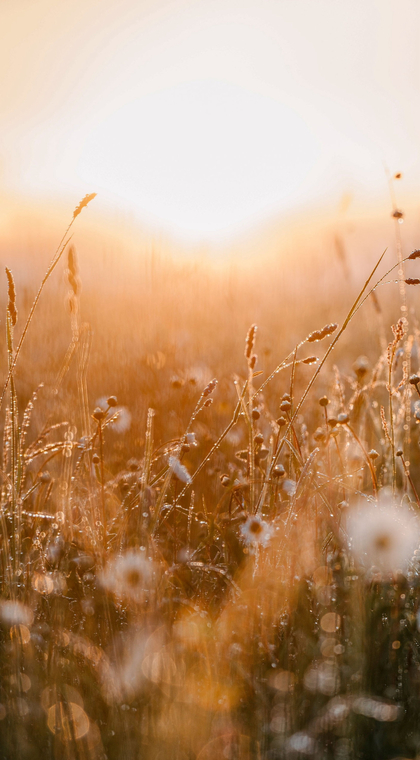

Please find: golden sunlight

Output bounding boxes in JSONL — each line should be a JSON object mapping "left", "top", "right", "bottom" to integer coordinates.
{"left": 77, "top": 81, "right": 320, "bottom": 238}
{"left": 1, "top": 0, "right": 420, "bottom": 241}
{"left": 3, "top": 3, "right": 420, "bottom": 759}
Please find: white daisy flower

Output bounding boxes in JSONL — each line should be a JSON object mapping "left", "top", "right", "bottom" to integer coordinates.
{"left": 168, "top": 456, "right": 191, "bottom": 484}
{"left": 304, "top": 661, "right": 340, "bottom": 696}
{"left": 0, "top": 600, "right": 34, "bottom": 627}
{"left": 281, "top": 479, "right": 297, "bottom": 497}
{"left": 353, "top": 697, "right": 401, "bottom": 722}
{"left": 110, "top": 406, "right": 132, "bottom": 433}
{"left": 287, "top": 732, "right": 317, "bottom": 755}
{"left": 346, "top": 495, "right": 420, "bottom": 576}
{"left": 102, "top": 628, "right": 149, "bottom": 703}
{"left": 99, "top": 550, "right": 158, "bottom": 603}
{"left": 95, "top": 397, "right": 132, "bottom": 433}
{"left": 240, "top": 515, "right": 273, "bottom": 547}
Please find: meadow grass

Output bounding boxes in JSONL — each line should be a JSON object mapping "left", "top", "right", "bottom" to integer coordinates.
{"left": 1, "top": 195, "right": 420, "bottom": 759}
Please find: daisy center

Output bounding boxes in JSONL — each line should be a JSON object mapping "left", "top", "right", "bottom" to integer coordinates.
{"left": 374, "top": 534, "right": 392, "bottom": 551}
{"left": 126, "top": 570, "right": 142, "bottom": 587}
{"left": 249, "top": 519, "right": 263, "bottom": 535}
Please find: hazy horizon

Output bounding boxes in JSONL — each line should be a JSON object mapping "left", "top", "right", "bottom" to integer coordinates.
{"left": 1, "top": 0, "right": 420, "bottom": 245}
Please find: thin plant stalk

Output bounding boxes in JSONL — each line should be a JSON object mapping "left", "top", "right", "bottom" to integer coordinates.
{"left": 264, "top": 250, "right": 389, "bottom": 488}
{"left": 0, "top": 193, "right": 96, "bottom": 410}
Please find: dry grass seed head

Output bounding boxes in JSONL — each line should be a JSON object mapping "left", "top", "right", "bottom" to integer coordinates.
{"left": 307, "top": 323, "right": 338, "bottom": 343}
{"left": 73, "top": 192, "right": 97, "bottom": 219}
{"left": 245, "top": 324, "right": 257, "bottom": 359}
{"left": 5, "top": 267, "right": 17, "bottom": 327}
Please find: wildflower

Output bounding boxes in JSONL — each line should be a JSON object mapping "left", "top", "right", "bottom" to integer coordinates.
{"left": 287, "top": 732, "right": 317, "bottom": 755}
{"left": 169, "top": 456, "right": 191, "bottom": 484}
{"left": 304, "top": 661, "right": 340, "bottom": 696}
{"left": 95, "top": 397, "right": 131, "bottom": 433}
{"left": 0, "top": 601, "right": 34, "bottom": 627}
{"left": 353, "top": 697, "right": 401, "bottom": 722}
{"left": 110, "top": 406, "right": 132, "bottom": 433}
{"left": 101, "top": 628, "right": 150, "bottom": 703}
{"left": 346, "top": 495, "right": 420, "bottom": 576}
{"left": 185, "top": 365, "right": 212, "bottom": 387}
{"left": 281, "top": 479, "right": 297, "bottom": 497}
{"left": 353, "top": 355, "right": 370, "bottom": 379}
{"left": 99, "top": 550, "right": 158, "bottom": 603}
{"left": 325, "top": 697, "right": 351, "bottom": 724}
{"left": 240, "top": 515, "right": 273, "bottom": 547}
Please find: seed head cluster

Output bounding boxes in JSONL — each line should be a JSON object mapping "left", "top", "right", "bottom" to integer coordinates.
{"left": 5, "top": 267, "right": 17, "bottom": 327}
{"left": 306, "top": 322, "right": 338, "bottom": 343}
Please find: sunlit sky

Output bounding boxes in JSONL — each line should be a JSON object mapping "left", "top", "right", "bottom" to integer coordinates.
{"left": 1, "top": 0, "right": 420, "bottom": 242}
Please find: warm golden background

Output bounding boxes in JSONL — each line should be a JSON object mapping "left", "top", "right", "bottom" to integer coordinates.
{"left": 1, "top": 0, "right": 420, "bottom": 239}
{"left": 1, "top": 0, "right": 420, "bottom": 447}
{"left": 2, "top": 6, "right": 420, "bottom": 759}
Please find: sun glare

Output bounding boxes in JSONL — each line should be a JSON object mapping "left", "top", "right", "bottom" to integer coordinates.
{"left": 77, "top": 80, "right": 320, "bottom": 240}
{"left": 2, "top": 1, "right": 420, "bottom": 241}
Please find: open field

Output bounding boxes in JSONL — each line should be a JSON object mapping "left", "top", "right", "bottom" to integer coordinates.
{"left": 1, "top": 195, "right": 420, "bottom": 759}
